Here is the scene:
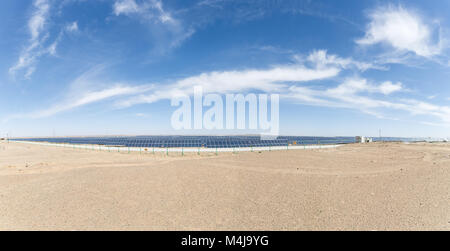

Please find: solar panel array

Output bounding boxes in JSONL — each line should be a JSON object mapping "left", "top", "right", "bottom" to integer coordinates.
{"left": 11, "top": 135, "right": 357, "bottom": 148}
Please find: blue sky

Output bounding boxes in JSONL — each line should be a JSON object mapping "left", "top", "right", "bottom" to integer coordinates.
{"left": 1, "top": 0, "right": 450, "bottom": 138}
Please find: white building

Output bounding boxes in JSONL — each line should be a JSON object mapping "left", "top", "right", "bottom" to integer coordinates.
{"left": 356, "top": 136, "right": 373, "bottom": 143}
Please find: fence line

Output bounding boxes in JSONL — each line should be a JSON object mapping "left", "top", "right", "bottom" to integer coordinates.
{"left": 13, "top": 140, "right": 342, "bottom": 153}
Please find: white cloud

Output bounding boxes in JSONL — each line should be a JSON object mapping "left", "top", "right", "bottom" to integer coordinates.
{"left": 149, "top": 0, "right": 175, "bottom": 24}
{"left": 3, "top": 51, "right": 342, "bottom": 121}
{"left": 65, "top": 22, "right": 79, "bottom": 32}
{"left": 113, "top": 0, "right": 175, "bottom": 24}
{"left": 29, "top": 0, "right": 50, "bottom": 42}
{"left": 113, "top": 0, "right": 139, "bottom": 16}
{"left": 112, "top": 0, "right": 192, "bottom": 52}
{"left": 327, "top": 78, "right": 403, "bottom": 96}
{"left": 31, "top": 85, "right": 148, "bottom": 118}
{"left": 117, "top": 63, "right": 341, "bottom": 107}
{"left": 46, "top": 40, "right": 59, "bottom": 56}
{"left": 305, "top": 50, "right": 386, "bottom": 71}
{"left": 6, "top": 43, "right": 448, "bottom": 127}
{"left": 9, "top": 1, "right": 81, "bottom": 79}
{"left": 286, "top": 78, "right": 450, "bottom": 124}
{"left": 48, "top": 21, "right": 79, "bottom": 56}
{"left": 400, "top": 99, "right": 450, "bottom": 123}
{"left": 24, "top": 66, "right": 37, "bottom": 80}
{"left": 114, "top": 51, "right": 404, "bottom": 112}
{"left": 357, "top": 5, "right": 444, "bottom": 57}
{"left": 9, "top": 0, "right": 51, "bottom": 79}
{"left": 378, "top": 81, "right": 403, "bottom": 95}
{"left": 3, "top": 85, "right": 150, "bottom": 122}
{"left": 5, "top": 67, "right": 154, "bottom": 121}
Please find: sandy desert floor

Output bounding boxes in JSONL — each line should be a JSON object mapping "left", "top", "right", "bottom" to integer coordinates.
{"left": 0, "top": 141, "right": 449, "bottom": 230}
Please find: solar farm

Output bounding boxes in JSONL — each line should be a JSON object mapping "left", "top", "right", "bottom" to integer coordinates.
{"left": 10, "top": 136, "right": 428, "bottom": 154}
{"left": 11, "top": 135, "right": 356, "bottom": 148}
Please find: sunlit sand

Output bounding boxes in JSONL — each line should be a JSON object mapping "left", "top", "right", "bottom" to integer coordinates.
{"left": 0, "top": 141, "right": 449, "bottom": 230}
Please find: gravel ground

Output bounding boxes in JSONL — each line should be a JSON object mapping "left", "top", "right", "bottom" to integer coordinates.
{"left": 0, "top": 141, "right": 449, "bottom": 230}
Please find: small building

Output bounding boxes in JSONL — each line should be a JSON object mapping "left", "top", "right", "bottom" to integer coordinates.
{"left": 356, "top": 136, "right": 373, "bottom": 143}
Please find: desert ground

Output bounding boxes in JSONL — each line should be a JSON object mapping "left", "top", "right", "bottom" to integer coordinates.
{"left": 0, "top": 141, "right": 449, "bottom": 230}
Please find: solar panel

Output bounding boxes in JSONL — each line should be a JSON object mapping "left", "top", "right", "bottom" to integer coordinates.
{"left": 11, "top": 135, "right": 361, "bottom": 148}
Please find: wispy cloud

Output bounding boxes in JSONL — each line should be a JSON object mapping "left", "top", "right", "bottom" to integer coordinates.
{"left": 113, "top": 0, "right": 140, "bottom": 16}
{"left": 357, "top": 5, "right": 445, "bottom": 58}
{"left": 117, "top": 49, "right": 396, "bottom": 108}
{"left": 112, "top": 0, "right": 193, "bottom": 51}
{"left": 5, "top": 47, "right": 450, "bottom": 128}
{"left": 117, "top": 63, "right": 341, "bottom": 107}
{"left": 3, "top": 51, "right": 342, "bottom": 121}
{"left": 30, "top": 85, "right": 149, "bottom": 118}
{"left": 65, "top": 21, "right": 79, "bottom": 33}
{"left": 113, "top": 0, "right": 177, "bottom": 25}
{"left": 9, "top": 1, "right": 80, "bottom": 79}
{"left": 9, "top": 0, "right": 51, "bottom": 79}
{"left": 195, "top": 0, "right": 359, "bottom": 27}
{"left": 29, "top": 0, "right": 50, "bottom": 42}
{"left": 286, "top": 77, "right": 450, "bottom": 124}
{"left": 3, "top": 85, "right": 148, "bottom": 122}
{"left": 300, "top": 50, "right": 387, "bottom": 71}
{"left": 116, "top": 64, "right": 450, "bottom": 126}
{"left": 4, "top": 67, "right": 153, "bottom": 121}
{"left": 326, "top": 78, "right": 403, "bottom": 96}
{"left": 25, "top": 86, "right": 144, "bottom": 119}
